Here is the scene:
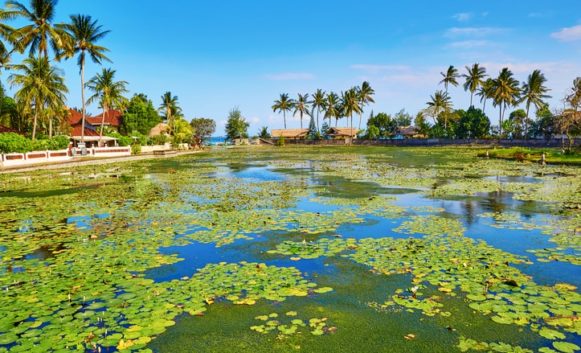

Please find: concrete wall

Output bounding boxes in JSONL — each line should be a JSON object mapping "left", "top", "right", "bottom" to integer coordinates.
{"left": 1, "top": 146, "right": 132, "bottom": 168}
{"left": 141, "top": 143, "right": 172, "bottom": 154}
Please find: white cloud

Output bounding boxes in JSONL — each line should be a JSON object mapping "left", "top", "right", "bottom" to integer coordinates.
{"left": 452, "top": 12, "right": 473, "bottom": 22}
{"left": 447, "top": 40, "right": 492, "bottom": 49}
{"left": 264, "top": 72, "right": 314, "bottom": 81}
{"left": 551, "top": 25, "right": 581, "bottom": 42}
{"left": 445, "top": 27, "right": 506, "bottom": 38}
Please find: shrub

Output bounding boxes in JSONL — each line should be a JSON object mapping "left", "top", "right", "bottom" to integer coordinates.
{"left": 150, "top": 134, "right": 169, "bottom": 146}
{"left": 131, "top": 143, "right": 141, "bottom": 155}
{"left": 45, "top": 136, "right": 70, "bottom": 150}
{"left": 276, "top": 136, "right": 286, "bottom": 146}
{"left": 107, "top": 132, "right": 133, "bottom": 147}
{"left": 0, "top": 133, "right": 32, "bottom": 153}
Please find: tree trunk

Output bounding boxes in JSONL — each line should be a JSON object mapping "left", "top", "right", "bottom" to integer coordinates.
{"left": 99, "top": 107, "right": 107, "bottom": 143}
{"left": 316, "top": 108, "right": 320, "bottom": 131}
{"left": 358, "top": 112, "right": 363, "bottom": 130}
{"left": 283, "top": 111, "right": 286, "bottom": 129}
{"left": 32, "top": 101, "right": 38, "bottom": 140}
{"left": 81, "top": 58, "right": 86, "bottom": 143}
{"left": 498, "top": 104, "right": 504, "bottom": 137}
{"left": 300, "top": 112, "right": 303, "bottom": 129}
{"left": 525, "top": 103, "right": 530, "bottom": 140}
{"left": 470, "top": 92, "right": 474, "bottom": 107}
{"left": 49, "top": 118, "right": 53, "bottom": 138}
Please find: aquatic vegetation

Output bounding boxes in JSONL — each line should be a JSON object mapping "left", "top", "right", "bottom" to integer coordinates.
{"left": 394, "top": 215, "right": 465, "bottom": 237}
{"left": 250, "top": 311, "right": 335, "bottom": 337}
{"left": 267, "top": 238, "right": 357, "bottom": 259}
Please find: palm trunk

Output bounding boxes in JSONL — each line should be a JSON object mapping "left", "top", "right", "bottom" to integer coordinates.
{"left": 499, "top": 104, "right": 504, "bottom": 137}
{"left": 32, "top": 100, "right": 38, "bottom": 140}
{"left": 81, "top": 60, "right": 86, "bottom": 143}
{"left": 483, "top": 99, "right": 487, "bottom": 114}
{"left": 99, "top": 107, "right": 107, "bottom": 142}
{"left": 358, "top": 112, "right": 363, "bottom": 130}
{"left": 524, "top": 103, "right": 530, "bottom": 140}
{"left": 300, "top": 112, "right": 303, "bottom": 129}
{"left": 49, "top": 118, "right": 53, "bottom": 138}
{"left": 470, "top": 92, "right": 474, "bottom": 107}
{"left": 283, "top": 111, "right": 287, "bottom": 129}
{"left": 316, "top": 108, "right": 320, "bottom": 131}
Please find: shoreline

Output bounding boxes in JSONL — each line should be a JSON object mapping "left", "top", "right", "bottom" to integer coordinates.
{"left": 0, "top": 150, "right": 203, "bottom": 174}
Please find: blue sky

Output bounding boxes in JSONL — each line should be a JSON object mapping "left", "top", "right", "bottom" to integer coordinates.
{"left": 5, "top": 0, "right": 581, "bottom": 134}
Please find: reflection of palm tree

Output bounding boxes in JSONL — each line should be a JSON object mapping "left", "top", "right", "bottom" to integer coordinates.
{"left": 463, "top": 63, "right": 487, "bottom": 107}
{"left": 293, "top": 93, "right": 310, "bottom": 129}
{"left": 520, "top": 70, "right": 550, "bottom": 137}
{"left": 60, "top": 15, "right": 110, "bottom": 142}
{"left": 9, "top": 57, "right": 68, "bottom": 139}
{"left": 440, "top": 65, "right": 459, "bottom": 93}
{"left": 87, "top": 68, "right": 128, "bottom": 139}
{"left": 272, "top": 93, "right": 294, "bottom": 129}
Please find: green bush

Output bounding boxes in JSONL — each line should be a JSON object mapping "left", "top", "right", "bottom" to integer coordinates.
{"left": 150, "top": 134, "right": 169, "bottom": 146}
{"left": 276, "top": 136, "right": 286, "bottom": 146}
{"left": 107, "top": 132, "right": 133, "bottom": 147}
{"left": 131, "top": 143, "right": 142, "bottom": 155}
{"left": 0, "top": 133, "right": 70, "bottom": 153}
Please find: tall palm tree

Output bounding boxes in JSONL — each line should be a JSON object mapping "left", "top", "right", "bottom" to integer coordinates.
{"left": 324, "top": 92, "right": 340, "bottom": 127}
{"left": 8, "top": 57, "right": 67, "bottom": 139}
{"left": 6, "top": 0, "right": 67, "bottom": 59}
{"left": 272, "top": 93, "right": 294, "bottom": 129}
{"left": 477, "top": 78, "right": 495, "bottom": 113}
{"left": 440, "top": 65, "right": 459, "bottom": 93}
{"left": 357, "top": 81, "right": 375, "bottom": 129}
{"left": 311, "top": 89, "right": 326, "bottom": 131}
{"left": 293, "top": 93, "right": 310, "bottom": 129}
{"left": 159, "top": 91, "right": 181, "bottom": 135}
{"left": 0, "top": 9, "right": 18, "bottom": 68}
{"left": 426, "top": 90, "right": 452, "bottom": 129}
{"left": 520, "top": 70, "right": 550, "bottom": 137}
{"left": 491, "top": 68, "right": 521, "bottom": 136}
{"left": 60, "top": 14, "right": 110, "bottom": 142}
{"left": 463, "top": 63, "right": 487, "bottom": 107}
{"left": 341, "top": 88, "right": 362, "bottom": 132}
{"left": 86, "top": 68, "right": 128, "bottom": 139}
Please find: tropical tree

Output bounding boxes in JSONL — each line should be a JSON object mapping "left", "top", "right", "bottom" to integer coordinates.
{"left": 311, "top": 89, "right": 326, "bottom": 131}
{"left": 0, "top": 9, "right": 17, "bottom": 68}
{"left": 120, "top": 94, "right": 161, "bottom": 135}
{"left": 426, "top": 90, "right": 452, "bottom": 129}
{"left": 440, "top": 65, "right": 459, "bottom": 93}
{"left": 556, "top": 77, "right": 581, "bottom": 149}
{"left": 159, "top": 91, "right": 182, "bottom": 135}
{"left": 86, "top": 68, "right": 128, "bottom": 139}
{"left": 341, "top": 88, "right": 362, "bottom": 132}
{"left": 293, "top": 93, "right": 310, "bottom": 129}
{"left": 520, "top": 70, "right": 550, "bottom": 137}
{"left": 324, "top": 92, "right": 340, "bottom": 127}
{"left": 6, "top": 0, "right": 67, "bottom": 59}
{"left": 225, "top": 108, "right": 249, "bottom": 141}
{"left": 357, "top": 81, "right": 375, "bottom": 129}
{"left": 190, "top": 117, "right": 216, "bottom": 146}
{"left": 8, "top": 57, "right": 67, "bottom": 139}
{"left": 476, "top": 78, "right": 495, "bottom": 113}
{"left": 60, "top": 14, "right": 110, "bottom": 142}
{"left": 272, "top": 93, "right": 294, "bottom": 129}
{"left": 491, "top": 68, "right": 521, "bottom": 136}
{"left": 463, "top": 63, "right": 487, "bottom": 107}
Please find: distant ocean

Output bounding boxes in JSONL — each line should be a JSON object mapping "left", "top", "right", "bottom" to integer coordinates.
{"left": 208, "top": 136, "right": 227, "bottom": 145}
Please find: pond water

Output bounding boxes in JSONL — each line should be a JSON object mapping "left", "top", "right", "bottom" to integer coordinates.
{"left": 0, "top": 146, "right": 579, "bottom": 353}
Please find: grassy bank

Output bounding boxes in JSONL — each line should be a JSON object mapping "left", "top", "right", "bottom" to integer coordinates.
{"left": 478, "top": 147, "right": 581, "bottom": 166}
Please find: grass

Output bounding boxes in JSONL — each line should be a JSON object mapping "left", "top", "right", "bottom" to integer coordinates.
{"left": 478, "top": 147, "right": 581, "bottom": 166}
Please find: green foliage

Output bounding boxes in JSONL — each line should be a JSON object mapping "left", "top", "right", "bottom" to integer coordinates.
{"left": 225, "top": 108, "right": 249, "bottom": 141}
{"left": 150, "top": 134, "right": 169, "bottom": 146}
{"left": 190, "top": 118, "right": 216, "bottom": 145}
{"left": 307, "top": 115, "right": 321, "bottom": 140}
{"left": 0, "top": 133, "right": 69, "bottom": 153}
{"left": 393, "top": 109, "right": 412, "bottom": 126}
{"left": 107, "top": 132, "right": 133, "bottom": 147}
{"left": 531, "top": 105, "right": 556, "bottom": 140}
{"left": 258, "top": 126, "right": 271, "bottom": 139}
{"left": 121, "top": 94, "right": 162, "bottom": 135}
{"left": 508, "top": 109, "right": 529, "bottom": 139}
{"left": 172, "top": 118, "right": 194, "bottom": 144}
{"left": 367, "top": 112, "right": 397, "bottom": 138}
{"left": 276, "top": 136, "right": 286, "bottom": 146}
{"left": 131, "top": 143, "right": 141, "bottom": 155}
{"left": 456, "top": 107, "right": 491, "bottom": 139}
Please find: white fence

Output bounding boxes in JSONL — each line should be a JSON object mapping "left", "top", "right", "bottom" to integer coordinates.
{"left": 141, "top": 143, "right": 172, "bottom": 154}
{"left": 1, "top": 146, "right": 131, "bottom": 168}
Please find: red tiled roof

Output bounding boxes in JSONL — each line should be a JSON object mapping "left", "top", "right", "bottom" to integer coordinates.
{"left": 0, "top": 125, "right": 20, "bottom": 134}
{"left": 86, "top": 110, "right": 123, "bottom": 127}
{"left": 68, "top": 109, "right": 100, "bottom": 137}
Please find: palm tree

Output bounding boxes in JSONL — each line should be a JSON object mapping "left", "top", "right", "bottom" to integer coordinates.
{"left": 491, "top": 68, "right": 521, "bottom": 136}
{"left": 357, "top": 81, "right": 375, "bottom": 129}
{"left": 476, "top": 78, "right": 495, "bottom": 113}
{"left": 426, "top": 90, "right": 452, "bottom": 129}
{"left": 520, "top": 70, "right": 550, "bottom": 137}
{"left": 463, "top": 64, "right": 487, "bottom": 107}
{"left": 0, "top": 9, "right": 18, "bottom": 68}
{"left": 341, "top": 88, "right": 362, "bottom": 132}
{"left": 159, "top": 91, "right": 181, "bottom": 135}
{"left": 440, "top": 65, "right": 459, "bottom": 93}
{"left": 272, "top": 93, "right": 294, "bottom": 129}
{"left": 293, "top": 93, "right": 310, "bottom": 129}
{"left": 8, "top": 57, "right": 67, "bottom": 139}
{"left": 311, "top": 89, "right": 326, "bottom": 131}
{"left": 86, "top": 68, "right": 128, "bottom": 139}
{"left": 324, "top": 92, "right": 340, "bottom": 127}
{"left": 6, "top": 0, "right": 68, "bottom": 59}
{"left": 60, "top": 15, "right": 110, "bottom": 143}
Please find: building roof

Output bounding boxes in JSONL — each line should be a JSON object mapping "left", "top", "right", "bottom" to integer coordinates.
{"left": 86, "top": 110, "right": 123, "bottom": 127}
{"left": 327, "top": 127, "right": 359, "bottom": 137}
{"left": 271, "top": 129, "right": 309, "bottom": 138}
{"left": 68, "top": 109, "right": 100, "bottom": 137}
{"left": 149, "top": 123, "right": 169, "bottom": 137}
{"left": 397, "top": 126, "right": 419, "bottom": 136}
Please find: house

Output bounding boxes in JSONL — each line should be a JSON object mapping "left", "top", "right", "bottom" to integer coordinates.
{"left": 395, "top": 126, "right": 425, "bottom": 139}
{"left": 68, "top": 109, "right": 117, "bottom": 147}
{"left": 86, "top": 110, "right": 123, "bottom": 132}
{"left": 271, "top": 129, "right": 309, "bottom": 140}
{"left": 327, "top": 127, "right": 359, "bottom": 139}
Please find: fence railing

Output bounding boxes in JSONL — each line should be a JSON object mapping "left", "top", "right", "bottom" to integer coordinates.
{"left": 1, "top": 146, "right": 131, "bottom": 168}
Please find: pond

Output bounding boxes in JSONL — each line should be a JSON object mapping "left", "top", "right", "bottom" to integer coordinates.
{"left": 0, "top": 146, "right": 579, "bottom": 353}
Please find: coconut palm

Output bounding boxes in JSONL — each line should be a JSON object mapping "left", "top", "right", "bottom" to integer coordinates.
{"left": 311, "top": 89, "right": 326, "bottom": 131}
{"left": 59, "top": 14, "right": 110, "bottom": 142}
{"left": 0, "top": 9, "right": 18, "bottom": 68}
{"left": 293, "top": 93, "right": 310, "bottom": 129}
{"left": 324, "top": 92, "right": 340, "bottom": 127}
{"left": 491, "top": 68, "right": 521, "bottom": 136}
{"left": 463, "top": 64, "right": 487, "bottom": 107}
{"left": 357, "top": 81, "right": 375, "bottom": 129}
{"left": 86, "top": 68, "right": 128, "bottom": 139}
{"left": 159, "top": 91, "right": 182, "bottom": 135}
{"left": 440, "top": 65, "right": 459, "bottom": 93}
{"left": 341, "top": 88, "right": 362, "bottom": 132}
{"left": 426, "top": 90, "right": 452, "bottom": 129}
{"left": 476, "top": 78, "right": 495, "bottom": 113}
{"left": 272, "top": 93, "right": 294, "bottom": 129}
{"left": 8, "top": 57, "right": 67, "bottom": 139}
{"left": 520, "top": 70, "right": 550, "bottom": 137}
{"left": 6, "top": 0, "right": 68, "bottom": 59}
